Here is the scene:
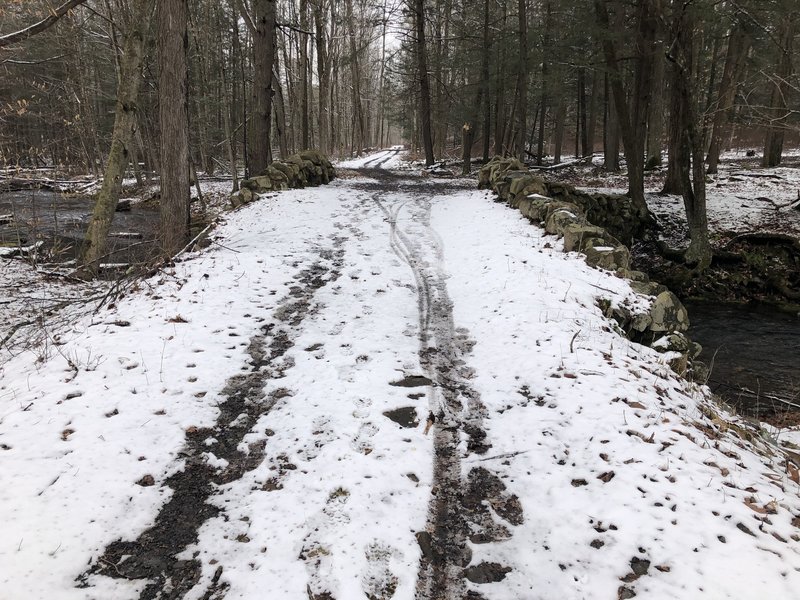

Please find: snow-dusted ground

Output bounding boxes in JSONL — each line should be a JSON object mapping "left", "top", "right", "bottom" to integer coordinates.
{"left": 1, "top": 151, "right": 799, "bottom": 599}
{"left": 576, "top": 151, "right": 800, "bottom": 240}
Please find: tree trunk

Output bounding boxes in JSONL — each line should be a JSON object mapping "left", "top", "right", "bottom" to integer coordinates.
{"left": 707, "top": 24, "right": 750, "bottom": 174}
{"left": 515, "top": 0, "right": 528, "bottom": 161}
{"left": 313, "top": 0, "right": 330, "bottom": 155}
{"left": 158, "top": 0, "right": 190, "bottom": 258}
{"left": 603, "top": 74, "right": 620, "bottom": 171}
{"left": 299, "top": 0, "right": 310, "bottom": 149}
{"left": 646, "top": 39, "right": 665, "bottom": 169}
{"left": 587, "top": 63, "right": 599, "bottom": 154}
{"left": 762, "top": 16, "right": 795, "bottom": 168}
{"left": 578, "top": 67, "right": 589, "bottom": 156}
{"left": 81, "top": 0, "right": 153, "bottom": 272}
{"left": 377, "top": 0, "right": 389, "bottom": 149}
{"left": 594, "top": 0, "right": 656, "bottom": 218}
{"left": 248, "top": 0, "right": 276, "bottom": 175}
{"left": 536, "top": 1, "right": 552, "bottom": 165}
{"left": 415, "top": 0, "right": 435, "bottom": 165}
{"left": 552, "top": 99, "right": 566, "bottom": 163}
{"left": 462, "top": 122, "right": 474, "bottom": 175}
{"left": 667, "top": 3, "right": 711, "bottom": 268}
{"left": 480, "top": 0, "right": 492, "bottom": 161}
{"left": 345, "top": 0, "right": 365, "bottom": 156}
{"left": 273, "top": 60, "right": 289, "bottom": 159}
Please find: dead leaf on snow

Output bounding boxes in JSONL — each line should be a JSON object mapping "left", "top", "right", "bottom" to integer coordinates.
{"left": 744, "top": 497, "right": 768, "bottom": 515}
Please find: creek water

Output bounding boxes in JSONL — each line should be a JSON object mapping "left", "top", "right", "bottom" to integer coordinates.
{"left": 685, "top": 301, "right": 800, "bottom": 420}
{"left": 0, "top": 190, "right": 160, "bottom": 263}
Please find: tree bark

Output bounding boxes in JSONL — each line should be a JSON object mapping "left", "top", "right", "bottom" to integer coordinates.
{"left": 247, "top": 0, "right": 277, "bottom": 175}
{"left": 299, "top": 0, "right": 310, "bottom": 149}
{"left": 594, "top": 0, "right": 656, "bottom": 218}
{"left": 415, "top": 0, "right": 435, "bottom": 165}
{"left": 158, "top": 0, "right": 190, "bottom": 258}
{"left": 578, "top": 67, "right": 588, "bottom": 156}
{"left": 706, "top": 24, "right": 750, "bottom": 174}
{"left": 273, "top": 60, "right": 289, "bottom": 159}
{"left": 345, "top": 0, "right": 365, "bottom": 156}
{"left": 587, "top": 63, "right": 599, "bottom": 154}
{"left": 645, "top": 39, "right": 665, "bottom": 169}
{"left": 762, "top": 16, "right": 795, "bottom": 168}
{"left": 666, "top": 2, "right": 711, "bottom": 268}
{"left": 536, "top": 1, "right": 552, "bottom": 165}
{"left": 515, "top": 0, "right": 528, "bottom": 160}
{"left": 603, "top": 74, "right": 620, "bottom": 171}
{"left": 552, "top": 99, "right": 566, "bottom": 163}
{"left": 81, "top": 0, "right": 153, "bottom": 272}
{"left": 313, "top": 0, "right": 330, "bottom": 155}
{"left": 480, "top": 0, "right": 492, "bottom": 161}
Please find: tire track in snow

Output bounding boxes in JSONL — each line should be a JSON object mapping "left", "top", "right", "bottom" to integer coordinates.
{"left": 370, "top": 178, "right": 524, "bottom": 600}
{"left": 360, "top": 148, "right": 401, "bottom": 168}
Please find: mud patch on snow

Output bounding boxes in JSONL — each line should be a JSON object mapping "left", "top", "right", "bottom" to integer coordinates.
{"left": 80, "top": 246, "right": 344, "bottom": 598}
{"left": 383, "top": 406, "right": 419, "bottom": 428}
{"left": 389, "top": 374, "right": 433, "bottom": 388}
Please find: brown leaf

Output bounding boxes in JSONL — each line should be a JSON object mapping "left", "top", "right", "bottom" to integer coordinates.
{"left": 744, "top": 497, "right": 768, "bottom": 515}
{"left": 597, "top": 471, "right": 616, "bottom": 483}
{"left": 787, "top": 461, "right": 800, "bottom": 485}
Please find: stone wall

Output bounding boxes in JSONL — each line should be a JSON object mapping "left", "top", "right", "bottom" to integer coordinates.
{"left": 479, "top": 156, "right": 703, "bottom": 379}
{"left": 478, "top": 156, "right": 646, "bottom": 244}
{"left": 231, "top": 150, "right": 336, "bottom": 208}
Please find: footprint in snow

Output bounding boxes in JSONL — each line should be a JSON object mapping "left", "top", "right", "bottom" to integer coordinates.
{"left": 299, "top": 416, "right": 336, "bottom": 462}
{"left": 300, "top": 488, "right": 352, "bottom": 599}
{"left": 351, "top": 422, "right": 378, "bottom": 454}
{"left": 361, "top": 541, "right": 400, "bottom": 600}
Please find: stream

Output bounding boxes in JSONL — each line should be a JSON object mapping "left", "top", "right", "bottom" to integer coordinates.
{"left": 686, "top": 301, "right": 800, "bottom": 422}
{"left": 0, "top": 189, "right": 160, "bottom": 263}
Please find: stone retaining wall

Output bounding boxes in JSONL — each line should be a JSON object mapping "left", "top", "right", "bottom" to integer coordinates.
{"left": 478, "top": 157, "right": 646, "bottom": 244}
{"left": 479, "top": 156, "right": 703, "bottom": 379}
{"left": 231, "top": 150, "right": 336, "bottom": 208}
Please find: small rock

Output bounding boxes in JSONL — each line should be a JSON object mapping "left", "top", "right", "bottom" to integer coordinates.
{"left": 618, "top": 585, "right": 637, "bottom": 599}
{"left": 136, "top": 474, "right": 155, "bottom": 487}
{"left": 462, "top": 562, "right": 512, "bottom": 584}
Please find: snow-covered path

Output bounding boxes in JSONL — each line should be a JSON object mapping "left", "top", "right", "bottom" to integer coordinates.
{"left": 2, "top": 157, "right": 800, "bottom": 600}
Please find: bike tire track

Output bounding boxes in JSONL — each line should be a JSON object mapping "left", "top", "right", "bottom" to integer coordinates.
{"left": 371, "top": 180, "right": 523, "bottom": 600}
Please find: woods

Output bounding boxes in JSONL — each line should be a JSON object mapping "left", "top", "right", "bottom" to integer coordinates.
{"left": 0, "top": 0, "right": 798, "bottom": 272}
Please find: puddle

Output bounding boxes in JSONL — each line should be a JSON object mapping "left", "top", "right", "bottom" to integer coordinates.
{"left": 389, "top": 375, "right": 433, "bottom": 388}
{"left": 383, "top": 407, "right": 419, "bottom": 428}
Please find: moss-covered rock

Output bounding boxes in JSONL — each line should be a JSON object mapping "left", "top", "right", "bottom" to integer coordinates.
{"left": 235, "top": 150, "right": 336, "bottom": 204}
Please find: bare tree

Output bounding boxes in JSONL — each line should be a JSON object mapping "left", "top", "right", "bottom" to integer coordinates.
{"left": 595, "top": 0, "right": 657, "bottom": 218}
{"left": 761, "top": 14, "right": 796, "bottom": 168}
{"left": 706, "top": 19, "right": 751, "bottom": 174}
{"left": 414, "top": 0, "right": 435, "bottom": 166}
{"left": 0, "top": 0, "right": 90, "bottom": 48}
{"left": 81, "top": 0, "right": 154, "bottom": 273}
{"left": 515, "top": 0, "right": 528, "bottom": 161}
{"left": 665, "top": 0, "right": 712, "bottom": 268}
{"left": 159, "top": 0, "right": 190, "bottom": 257}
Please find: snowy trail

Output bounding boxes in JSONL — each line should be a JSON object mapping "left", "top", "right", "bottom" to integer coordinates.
{"left": 2, "top": 152, "right": 800, "bottom": 600}
{"left": 371, "top": 184, "right": 522, "bottom": 599}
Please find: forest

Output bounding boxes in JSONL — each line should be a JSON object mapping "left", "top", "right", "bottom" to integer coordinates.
{"left": 3, "top": 2, "right": 800, "bottom": 598}
{"left": 0, "top": 0, "right": 798, "bottom": 269}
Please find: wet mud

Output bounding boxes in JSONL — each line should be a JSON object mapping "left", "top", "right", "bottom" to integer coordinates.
{"left": 79, "top": 245, "right": 344, "bottom": 598}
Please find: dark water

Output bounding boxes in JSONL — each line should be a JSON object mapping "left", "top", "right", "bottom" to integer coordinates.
{"left": 0, "top": 190, "right": 160, "bottom": 263}
{"left": 686, "top": 301, "right": 800, "bottom": 419}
